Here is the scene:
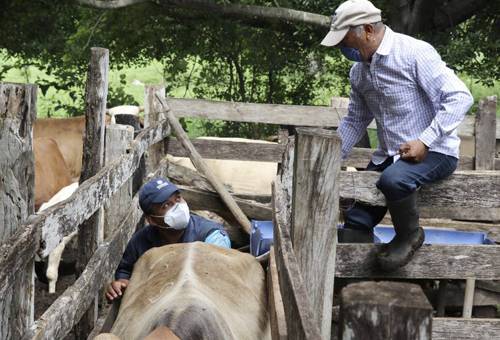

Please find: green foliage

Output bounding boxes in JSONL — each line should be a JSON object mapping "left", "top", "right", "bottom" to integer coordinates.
{"left": 0, "top": 0, "right": 498, "bottom": 135}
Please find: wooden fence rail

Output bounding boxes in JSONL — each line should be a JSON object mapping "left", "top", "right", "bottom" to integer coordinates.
{"left": 167, "top": 97, "right": 500, "bottom": 141}
{"left": 0, "top": 118, "right": 170, "bottom": 285}
{"left": 23, "top": 196, "right": 142, "bottom": 340}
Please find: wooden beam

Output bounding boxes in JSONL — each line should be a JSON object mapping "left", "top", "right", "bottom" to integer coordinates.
{"left": 0, "top": 82, "right": 37, "bottom": 340}
{"left": 432, "top": 318, "right": 500, "bottom": 340}
{"left": 339, "top": 281, "right": 432, "bottom": 340}
{"left": 268, "top": 247, "right": 288, "bottom": 340}
{"left": 292, "top": 128, "right": 341, "bottom": 338}
{"left": 25, "top": 196, "right": 142, "bottom": 340}
{"left": 168, "top": 138, "right": 474, "bottom": 170}
{"left": 272, "top": 180, "right": 322, "bottom": 340}
{"left": 335, "top": 244, "right": 500, "bottom": 279}
{"left": 75, "top": 47, "right": 109, "bottom": 339}
{"left": 168, "top": 97, "right": 347, "bottom": 127}
{"left": 340, "top": 170, "right": 500, "bottom": 221}
{"left": 474, "top": 96, "right": 497, "bottom": 170}
{"left": 158, "top": 96, "right": 252, "bottom": 234}
{"left": 178, "top": 185, "right": 272, "bottom": 221}
{"left": 166, "top": 97, "right": 500, "bottom": 139}
{"left": 168, "top": 138, "right": 286, "bottom": 162}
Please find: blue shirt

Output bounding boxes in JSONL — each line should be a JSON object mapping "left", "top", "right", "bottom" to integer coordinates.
{"left": 115, "top": 214, "right": 228, "bottom": 280}
{"left": 339, "top": 26, "right": 473, "bottom": 164}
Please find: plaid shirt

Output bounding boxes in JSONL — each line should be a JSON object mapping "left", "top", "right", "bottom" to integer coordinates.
{"left": 339, "top": 26, "right": 473, "bottom": 164}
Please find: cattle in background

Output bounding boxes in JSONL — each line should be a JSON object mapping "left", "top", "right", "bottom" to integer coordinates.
{"left": 100, "top": 242, "right": 270, "bottom": 340}
{"left": 171, "top": 137, "right": 278, "bottom": 196}
{"left": 34, "top": 107, "right": 142, "bottom": 181}
{"left": 34, "top": 137, "right": 73, "bottom": 211}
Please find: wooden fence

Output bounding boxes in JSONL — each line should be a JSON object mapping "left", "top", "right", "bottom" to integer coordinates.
{"left": 0, "top": 46, "right": 498, "bottom": 339}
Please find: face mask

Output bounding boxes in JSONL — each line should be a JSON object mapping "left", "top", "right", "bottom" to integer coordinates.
{"left": 151, "top": 202, "right": 190, "bottom": 230}
{"left": 340, "top": 46, "right": 362, "bottom": 62}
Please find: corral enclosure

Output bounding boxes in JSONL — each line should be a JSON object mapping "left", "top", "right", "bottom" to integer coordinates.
{"left": 0, "top": 47, "right": 499, "bottom": 340}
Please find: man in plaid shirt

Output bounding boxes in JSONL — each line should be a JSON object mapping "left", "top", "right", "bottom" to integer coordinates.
{"left": 321, "top": 0, "right": 473, "bottom": 271}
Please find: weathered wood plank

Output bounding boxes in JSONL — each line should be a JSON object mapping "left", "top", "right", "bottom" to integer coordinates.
{"left": 168, "top": 138, "right": 475, "bottom": 170}
{"left": 432, "top": 318, "right": 500, "bottom": 340}
{"left": 0, "top": 117, "right": 169, "bottom": 281}
{"left": 167, "top": 97, "right": 500, "bottom": 139}
{"left": 268, "top": 247, "right": 288, "bottom": 340}
{"left": 335, "top": 244, "right": 500, "bottom": 279}
{"left": 104, "top": 124, "right": 134, "bottom": 240}
{"left": 178, "top": 185, "right": 272, "bottom": 221}
{"left": 145, "top": 86, "right": 167, "bottom": 174}
{"left": 0, "top": 82, "right": 37, "bottom": 340}
{"left": 168, "top": 97, "right": 347, "bottom": 127}
{"left": 25, "top": 196, "right": 142, "bottom": 340}
{"left": 474, "top": 96, "right": 497, "bottom": 170}
{"left": 340, "top": 170, "right": 500, "bottom": 221}
{"left": 292, "top": 128, "right": 341, "bottom": 339}
{"left": 75, "top": 47, "right": 109, "bottom": 339}
{"left": 168, "top": 138, "right": 286, "bottom": 162}
{"left": 339, "top": 281, "right": 432, "bottom": 340}
{"left": 272, "top": 180, "right": 322, "bottom": 340}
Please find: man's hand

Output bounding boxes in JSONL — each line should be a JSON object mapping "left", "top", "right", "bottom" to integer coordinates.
{"left": 106, "top": 279, "right": 129, "bottom": 302}
{"left": 399, "top": 140, "right": 428, "bottom": 163}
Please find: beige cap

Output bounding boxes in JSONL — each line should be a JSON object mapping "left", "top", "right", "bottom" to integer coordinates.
{"left": 320, "top": 0, "right": 382, "bottom": 47}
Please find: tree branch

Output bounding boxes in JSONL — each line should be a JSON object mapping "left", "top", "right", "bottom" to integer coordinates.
{"left": 77, "top": 0, "right": 330, "bottom": 29}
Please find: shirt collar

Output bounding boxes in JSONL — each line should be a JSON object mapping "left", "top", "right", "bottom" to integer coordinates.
{"left": 375, "top": 25, "right": 394, "bottom": 56}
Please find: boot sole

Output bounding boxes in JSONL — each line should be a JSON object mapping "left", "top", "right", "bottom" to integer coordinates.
{"left": 377, "top": 227, "right": 425, "bottom": 272}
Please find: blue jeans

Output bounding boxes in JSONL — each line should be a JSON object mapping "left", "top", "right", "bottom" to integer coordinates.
{"left": 344, "top": 152, "right": 458, "bottom": 232}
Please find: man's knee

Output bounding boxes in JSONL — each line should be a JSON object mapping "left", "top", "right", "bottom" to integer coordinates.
{"left": 376, "top": 170, "right": 413, "bottom": 200}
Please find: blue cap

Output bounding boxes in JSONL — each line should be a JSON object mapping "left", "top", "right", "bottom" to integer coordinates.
{"left": 139, "top": 178, "right": 179, "bottom": 214}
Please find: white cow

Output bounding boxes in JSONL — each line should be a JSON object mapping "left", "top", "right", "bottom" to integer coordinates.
{"left": 98, "top": 242, "right": 270, "bottom": 340}
{"left": 38, "top": 182, "right": 79, "bottom": 293}
{"left": 171, "top": 137, "right": 278, "bottom": 195}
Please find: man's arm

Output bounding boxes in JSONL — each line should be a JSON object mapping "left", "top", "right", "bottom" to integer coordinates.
{"left": 414, "top": 43, "right": 474, "bottom": 148}
{"left": 106, "top": 238, "right": 139, "bottom": 301}
{"left": 338, "top": 79, "right": 375, "bottom": 159}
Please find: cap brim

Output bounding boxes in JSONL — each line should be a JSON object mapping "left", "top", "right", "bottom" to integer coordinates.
{"left": 151, "top": 186, "right": 179, "bottom": 204}
{"left": 320, "top": 28, "right": 349, "bottom": 47}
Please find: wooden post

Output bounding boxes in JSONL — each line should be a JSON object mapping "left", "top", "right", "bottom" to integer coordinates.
{"left": 155, "top": 95, "right": 253, "bottom": 234}
{"left": 463, "top": 278, "right": 476, "bottom": 318}
{"left": 74, "top": 47, "right": 109, "bottom": 339}
{"left": 103, "top": 124, "right": 134, "bottom": 240}
{"left": 272, "top": 180, "right": 322, "bottom": 340}
{"left": 144, "top": 85, "right": 167, "bottom": 175}
{"left": 0, "top": 82, "right": 37, "bottom": 339}
{"left": 474, "top": 96, "right": 497, "bottom": 170}
{"left": 291, "top": 127, "right": 341, "bottom": 339}
{"left": 339, "top": 281, "right": 433, "bottom": 340}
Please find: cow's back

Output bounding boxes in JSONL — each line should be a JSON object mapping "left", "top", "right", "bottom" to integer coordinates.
{"left": 34, "top": 116, "right": 86, "bottom": 180}
{"left": 110, "top": 242, "right": 270, "bottom": 340}
{"left": 34, "top": 137, "right": 73, "bottom": 210}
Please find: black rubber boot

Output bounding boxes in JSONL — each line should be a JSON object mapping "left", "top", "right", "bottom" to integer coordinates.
{"left": 338, "top": 228, "right": 373, "bottom": 243}
{"left": 377, "top": 191, "right": 425, "bottom": 271}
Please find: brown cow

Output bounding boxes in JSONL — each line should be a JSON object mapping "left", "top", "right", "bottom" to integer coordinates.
{"left": 34, "top": 137, "right": 73, "bottom": 211}
{"left": 99, "top": 242, "right": 270, "bottom": 340}
{"left": 34, "top": 116, "right": 88, "bottom": 181}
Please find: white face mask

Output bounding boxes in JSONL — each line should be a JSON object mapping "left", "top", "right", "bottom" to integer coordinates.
{"left": 160, "top": 202, "right": 190, "bottom": 230}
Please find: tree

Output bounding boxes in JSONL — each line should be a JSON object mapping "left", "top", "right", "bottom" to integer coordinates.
{"left": 0, "top": 0, "right": 497, "bottom": 135}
